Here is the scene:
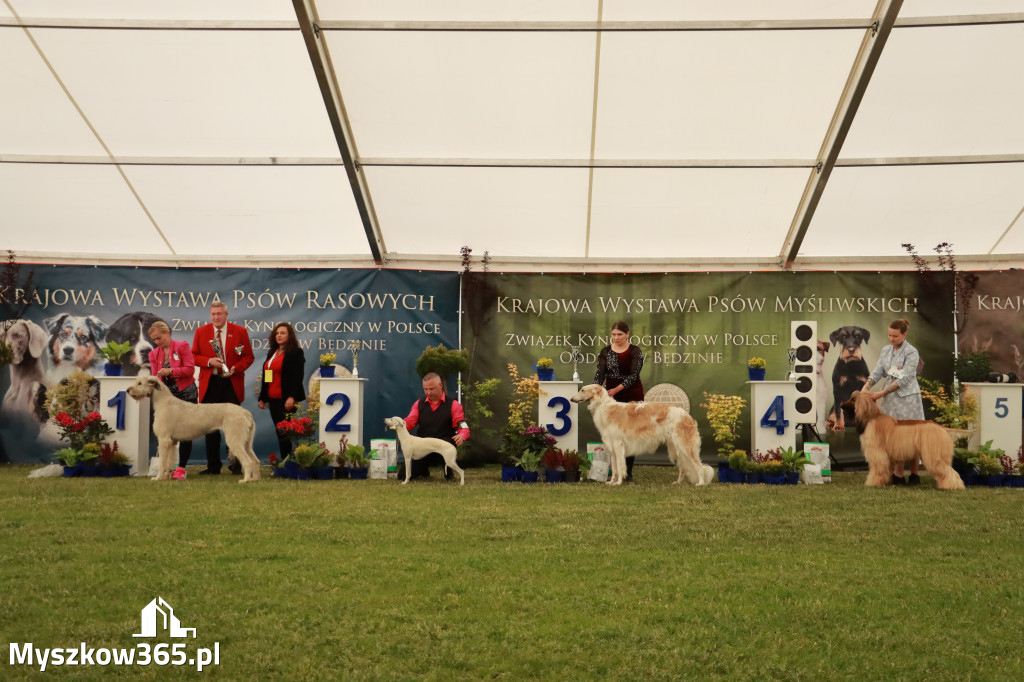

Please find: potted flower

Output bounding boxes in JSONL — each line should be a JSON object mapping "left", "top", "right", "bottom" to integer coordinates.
{"left": 969, "top": 440, "right": 1006, "bottom": 487}
{"left": 560, "top": 449, "right": 588, "bottom": 483}
{"left": 541, "top": 447, "right": 563, "bottom": 482}
{"left": 275, "top": 415, "right": 314, "bottom": 444}
{"left": 778, "top": 446, "right": 806, "bottom": 485}
{"left": 534, "top": 357, "right": 555, "bottom": 381}
{"left": 512, "top": 449, "right": 542, "bottom": 483}
{"left": 919, "top": 378, "right": 979, "bottom": 435}
{"left": 344, "top": 443, "right": 369, "bottom": 479}
{"left": 78, "top": 442, "right": 102, "bottom": 477}
{"left": 292, "top": 442, "right": 333, "bottom": 480}
{"left": 720, "top": 449, "right": 749, "bottom": 484}
{"left": 98, "top": 440, "right": 131, "bottom": 477}
{"left": 54, "top": 446, "right": 84, "bottom": 477}
{"left": 268, "top": 452, "right": 293, "bottom": 478}
{"left": 1008, "top": 450, "right": 1024, "bottom": 488}
{"left": 98, "top": 340, "right": 133, "bottom": 376}
{"left": 747, "top": 356, "right": 766, "bottom": 381}
{"left": 319, "top": 352, "right": 336, "bottom": 378}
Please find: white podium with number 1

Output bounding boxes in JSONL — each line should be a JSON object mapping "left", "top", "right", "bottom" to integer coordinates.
{"left": 98, "top": 376, "right": 150, "bottom": 475}
{"left": 318, "top": 377, "right": 366, "bottom": 452}
{"left": 749, "top": 380, "right": 798, "bottom": 456}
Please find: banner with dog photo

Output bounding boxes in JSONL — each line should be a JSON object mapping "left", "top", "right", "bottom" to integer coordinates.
{"left": 0, "top": 265, "right": 459, "bottom": 463}
{"left": 463, "top": 270, "right": 955, "bottom": 465}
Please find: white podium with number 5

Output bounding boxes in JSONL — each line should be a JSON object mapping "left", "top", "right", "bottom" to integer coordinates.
{"left": 964, "top": 382, "right": 1022, "bottom": 459}
{"left": 318, "top": 377, "right": 366, "bottom": 452}
{"left": 749, "top": 380, "right": 798, "bottom": 456}
{"left": 98, "top": 376, "right": 151, "bottom": 474}
{"left": 537, "top": 381, "right": 580, "bottom": 452}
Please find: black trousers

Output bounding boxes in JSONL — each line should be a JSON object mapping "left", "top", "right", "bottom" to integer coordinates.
{"left": 201, "top": 375, "right": 240, "bottom": 471}
{"left": 267, "top": 397, "right": 295, "bottom": 460}
{"left": 176, "top": 390, "right": 197, "bottom": 467}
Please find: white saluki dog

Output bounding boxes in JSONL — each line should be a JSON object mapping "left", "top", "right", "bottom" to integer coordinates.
{"left": 384, "top": 416, "right": 464, "bottom": 485}
{"left": 571, "top": 384, "right": 710, "bottom": 486}
{"left": 127, "top": 376, "right": 261, "bottom": 483}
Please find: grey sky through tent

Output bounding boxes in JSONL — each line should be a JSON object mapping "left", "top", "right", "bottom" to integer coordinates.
{"left": 1, "top": 0, "right": 1022, "bottom": 270}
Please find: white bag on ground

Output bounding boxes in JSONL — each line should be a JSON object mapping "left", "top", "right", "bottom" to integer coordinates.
{"left": 27, "top": 463, "right": 63, "bottom": 478}
{"left": 370, "top": 438, "right": 397, "bottom": 479}
{"left": 587, "top": 442, "right": 611, "bottom": 483}
{"left": 804, "top": 442, "right": 831, "bottom": 482}
{"left": 801, "top": 463, "right": 824, "bottom": 484}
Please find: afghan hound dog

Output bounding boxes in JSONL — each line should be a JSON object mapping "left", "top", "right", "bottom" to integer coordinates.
{"left": 570, "top": 384, "right": 710, "bottom": 486}
{"left": 845, "top": 390, "right": 964, "bottom": 490}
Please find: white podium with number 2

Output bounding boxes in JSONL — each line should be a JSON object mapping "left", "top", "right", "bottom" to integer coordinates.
{"left": 749, "top": 380, "right": 798, "bottom": 455}
{"left": 319, "top": 377, "right": 366, "bottom": 452}
{"left": 537, "top": 381, "right": 581, "bottom": 452}
{"left": 98, "top": 376, "right": 151, "bottom": 475}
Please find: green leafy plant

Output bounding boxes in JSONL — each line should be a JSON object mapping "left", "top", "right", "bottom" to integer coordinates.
{"left": 919, "top": 378, "right": 979, "bottom": 429}
{"left": 293, "top": 442, "right": 332, "bottom": 469}
{"left": 415, "top": 344, "right": 469, "bottom": 381}
{"left": 98, "top": 340, "right": 133, "bottom": 364}
{"left": 53, "top": 447, "right": 82, "bottom": 467}
{"left": 968, "top": 440, "right": 1006, "bottom": 476}
{"left": 80, "top": 442, "right": 101, "bottom": 464}
{"left": 458, "top": 376, "right": 501, "bottom": 455}
{"left": 727, "top": 449, "right": 749, "bottom": 473}
{"left": 954, "top": 352, "right": 992, "bottom": 383}
{"left": 778, "top": 446, "right": 806, "bottom": 473}
{"left": 747, "top": 356, "right": 766, "bottom": 369}
{"left": 502, "top": 364, "right": 540, "bottom": 461}
{"left": 700, "top": 392, "right": 747, "bottom": 458}
{"left": 512, "top": 449, "right": 542, "bottom": 473}
{"left": 344, "top": 443, "right": 368, "bottom": 468}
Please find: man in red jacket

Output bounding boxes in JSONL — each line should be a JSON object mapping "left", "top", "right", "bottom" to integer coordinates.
{"left": 191, "top": 301, "right": 254, "bottom": 474}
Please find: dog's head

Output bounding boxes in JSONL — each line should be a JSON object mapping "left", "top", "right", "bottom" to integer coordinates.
{"left": 816, "top": 340, "right": 831, "bottom": 370}
{"left": 384, "top": 416, "right": 407, "bottom": 432}
{"left": 44, "top": 313, "right": 107, "bottom": 369}
{"left": 829, "top": 326, "right": 870, "bottom": 363}
{"left": 1, "top": 319, "right": 47, "bottom": 364}
{"left": 570, "top": 384, "right": 606, "bottom": 403}
{"left": 127, "top": 375, "right": 164, "bottom": 401}
{"left": 841, "top": 390, "right": 879, "bottom": 431}
{"left": 106, "top": 312, "right": 165, "bottom": 374}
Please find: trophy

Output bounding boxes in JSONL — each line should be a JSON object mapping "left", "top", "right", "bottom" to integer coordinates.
{"left": 570, "top": 343, "right": 584, "bottom": 383}
{"left": 786, "top": 347, "right": 797, "bottom": 380}
{"left": 210, "top": 336, "right": 230, "bottom": 377}
{"left": 349, "top": 340, "right": 360, "bottom": 378}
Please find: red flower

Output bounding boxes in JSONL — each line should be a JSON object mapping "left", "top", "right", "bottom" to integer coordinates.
{"left": 55, "top": 412, "right": 74, "bottom": 427}
{"left": 269, "top": 453, "right": 279, "bottom": 464}
{"left": 71, "top": 423, "right": 85, "bottom": 431}
{"left": 86, "top": 412, "right": 102, "bottom": 422}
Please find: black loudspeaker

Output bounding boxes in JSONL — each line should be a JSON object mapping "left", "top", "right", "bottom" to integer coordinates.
{"left": 790, "top": 321, "right": 818, "bottom": 424}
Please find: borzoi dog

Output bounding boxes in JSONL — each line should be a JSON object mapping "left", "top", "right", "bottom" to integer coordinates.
{"left": 845, "top": 390, "right": 963, "bottom": 490}
{"left": 384, "top": 416, "right": 464, "bottom": 485}
{"left": 127, "top": 376, "right": 261, "bottom": 483}
{"left": 570, "top": 384, "right": 710, "bottom": 486}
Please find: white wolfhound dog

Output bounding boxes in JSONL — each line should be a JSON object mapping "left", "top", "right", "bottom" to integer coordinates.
{"left": 570, "top": 384, "right": 710, "bottom": 486}
{"left": 384, "top": 416, "right": 464, "bottom": 485}
{"left": 127, "top": 376, "right": 261, "bottom": 483}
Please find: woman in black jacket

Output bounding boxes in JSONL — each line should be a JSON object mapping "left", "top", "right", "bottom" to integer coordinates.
{"left": 258, "top": 322, "right": 307, "bottom": 460}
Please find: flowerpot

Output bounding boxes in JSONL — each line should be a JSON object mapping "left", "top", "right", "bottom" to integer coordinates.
{"left": 784, "top": 471, "right": 800, "bottom": 485}
{"left": 62, "top": 464, "right": 81, "bottom": 477}
{"left": 79, "top": 463, "right": 101, "bottom": 477}
{"left": 1003, "top": 474, "right": 1024, "bottom": 487}
{"left": 951, "top": 459, "right": 973, "bottom": 476}
{"left": 961, "top": 469, "right": 979, "bottom": 486}
{"left": 747, "top": 472, "right": 764, "bottom": 484}
{"left": 283, "top": 460, "right": 301, "bottom": 478}
{"left": 717, "top": 463, "right": 732, "bottom": 482}
{"left": 334, "top": 466, "right": 350, "bottom": 479}
{"left": 101, "top": 465, "right": 130, "bottom": 478}
{"left": 983, "top": 474, "right": 1005, "bottom": 487}
{"left": 520, "top": 471, "right": 540, "bottom": 483}
{"left": 319, "top": 366, "right": 335, "bottom": 378}
{"left": 763, "top": 473, "right": 786, "bottom": 485}
{"left": 272, "top": 467, "right": 288, "bottom": 478}
{"left": 349, "top": 466, "right": 369, "bottom": 480}
{"left": 314, "top": 465, "right": 335, "bottom": 480}
{"left": 747, "top": 367, "right": 766, "bottom": 381}
{"left": 295, "top": 468, "right": 312, "bottom": 480}
{"left": 501, "top": 465, "right": 521, "bottom": 482}
{"left": 544, "top": 468, "right": 564, "bottom": 483}
{"left": 536, "top": 367, "right": 555, "bottom": 381}
{"left": 563, "top": 470, "right": 581, "bottom": 483}
{"left": 104, "top": 362, "right": 122, "bottom": 377}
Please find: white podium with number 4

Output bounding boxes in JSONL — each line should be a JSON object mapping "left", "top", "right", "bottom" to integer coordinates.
{"left": 98, "top": 376, "right": 150, "bottom": 474}
{"left": 749, "top": 380, "right": 798, "bottom": 456}
{"left": 964, "top": 383, "right": 1023, "bottom": 459}
{"left": 319, "top": 377, "right": 366, "bottom": 452}
{"left": 537, "top": 381, "right": 581, "bottom": 452}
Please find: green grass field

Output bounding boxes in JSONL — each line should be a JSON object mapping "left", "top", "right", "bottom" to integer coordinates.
{"left": 2, "top": 464, "right": 1022, "bottom": 681}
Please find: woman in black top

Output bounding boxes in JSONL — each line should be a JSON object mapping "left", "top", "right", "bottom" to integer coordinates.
{"left": 594, "top": 320, "right": 645, "bottom": 480}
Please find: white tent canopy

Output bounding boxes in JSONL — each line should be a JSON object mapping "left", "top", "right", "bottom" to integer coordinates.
{"left": 2, "top": 0, "right": 1023, "bottom": 270}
